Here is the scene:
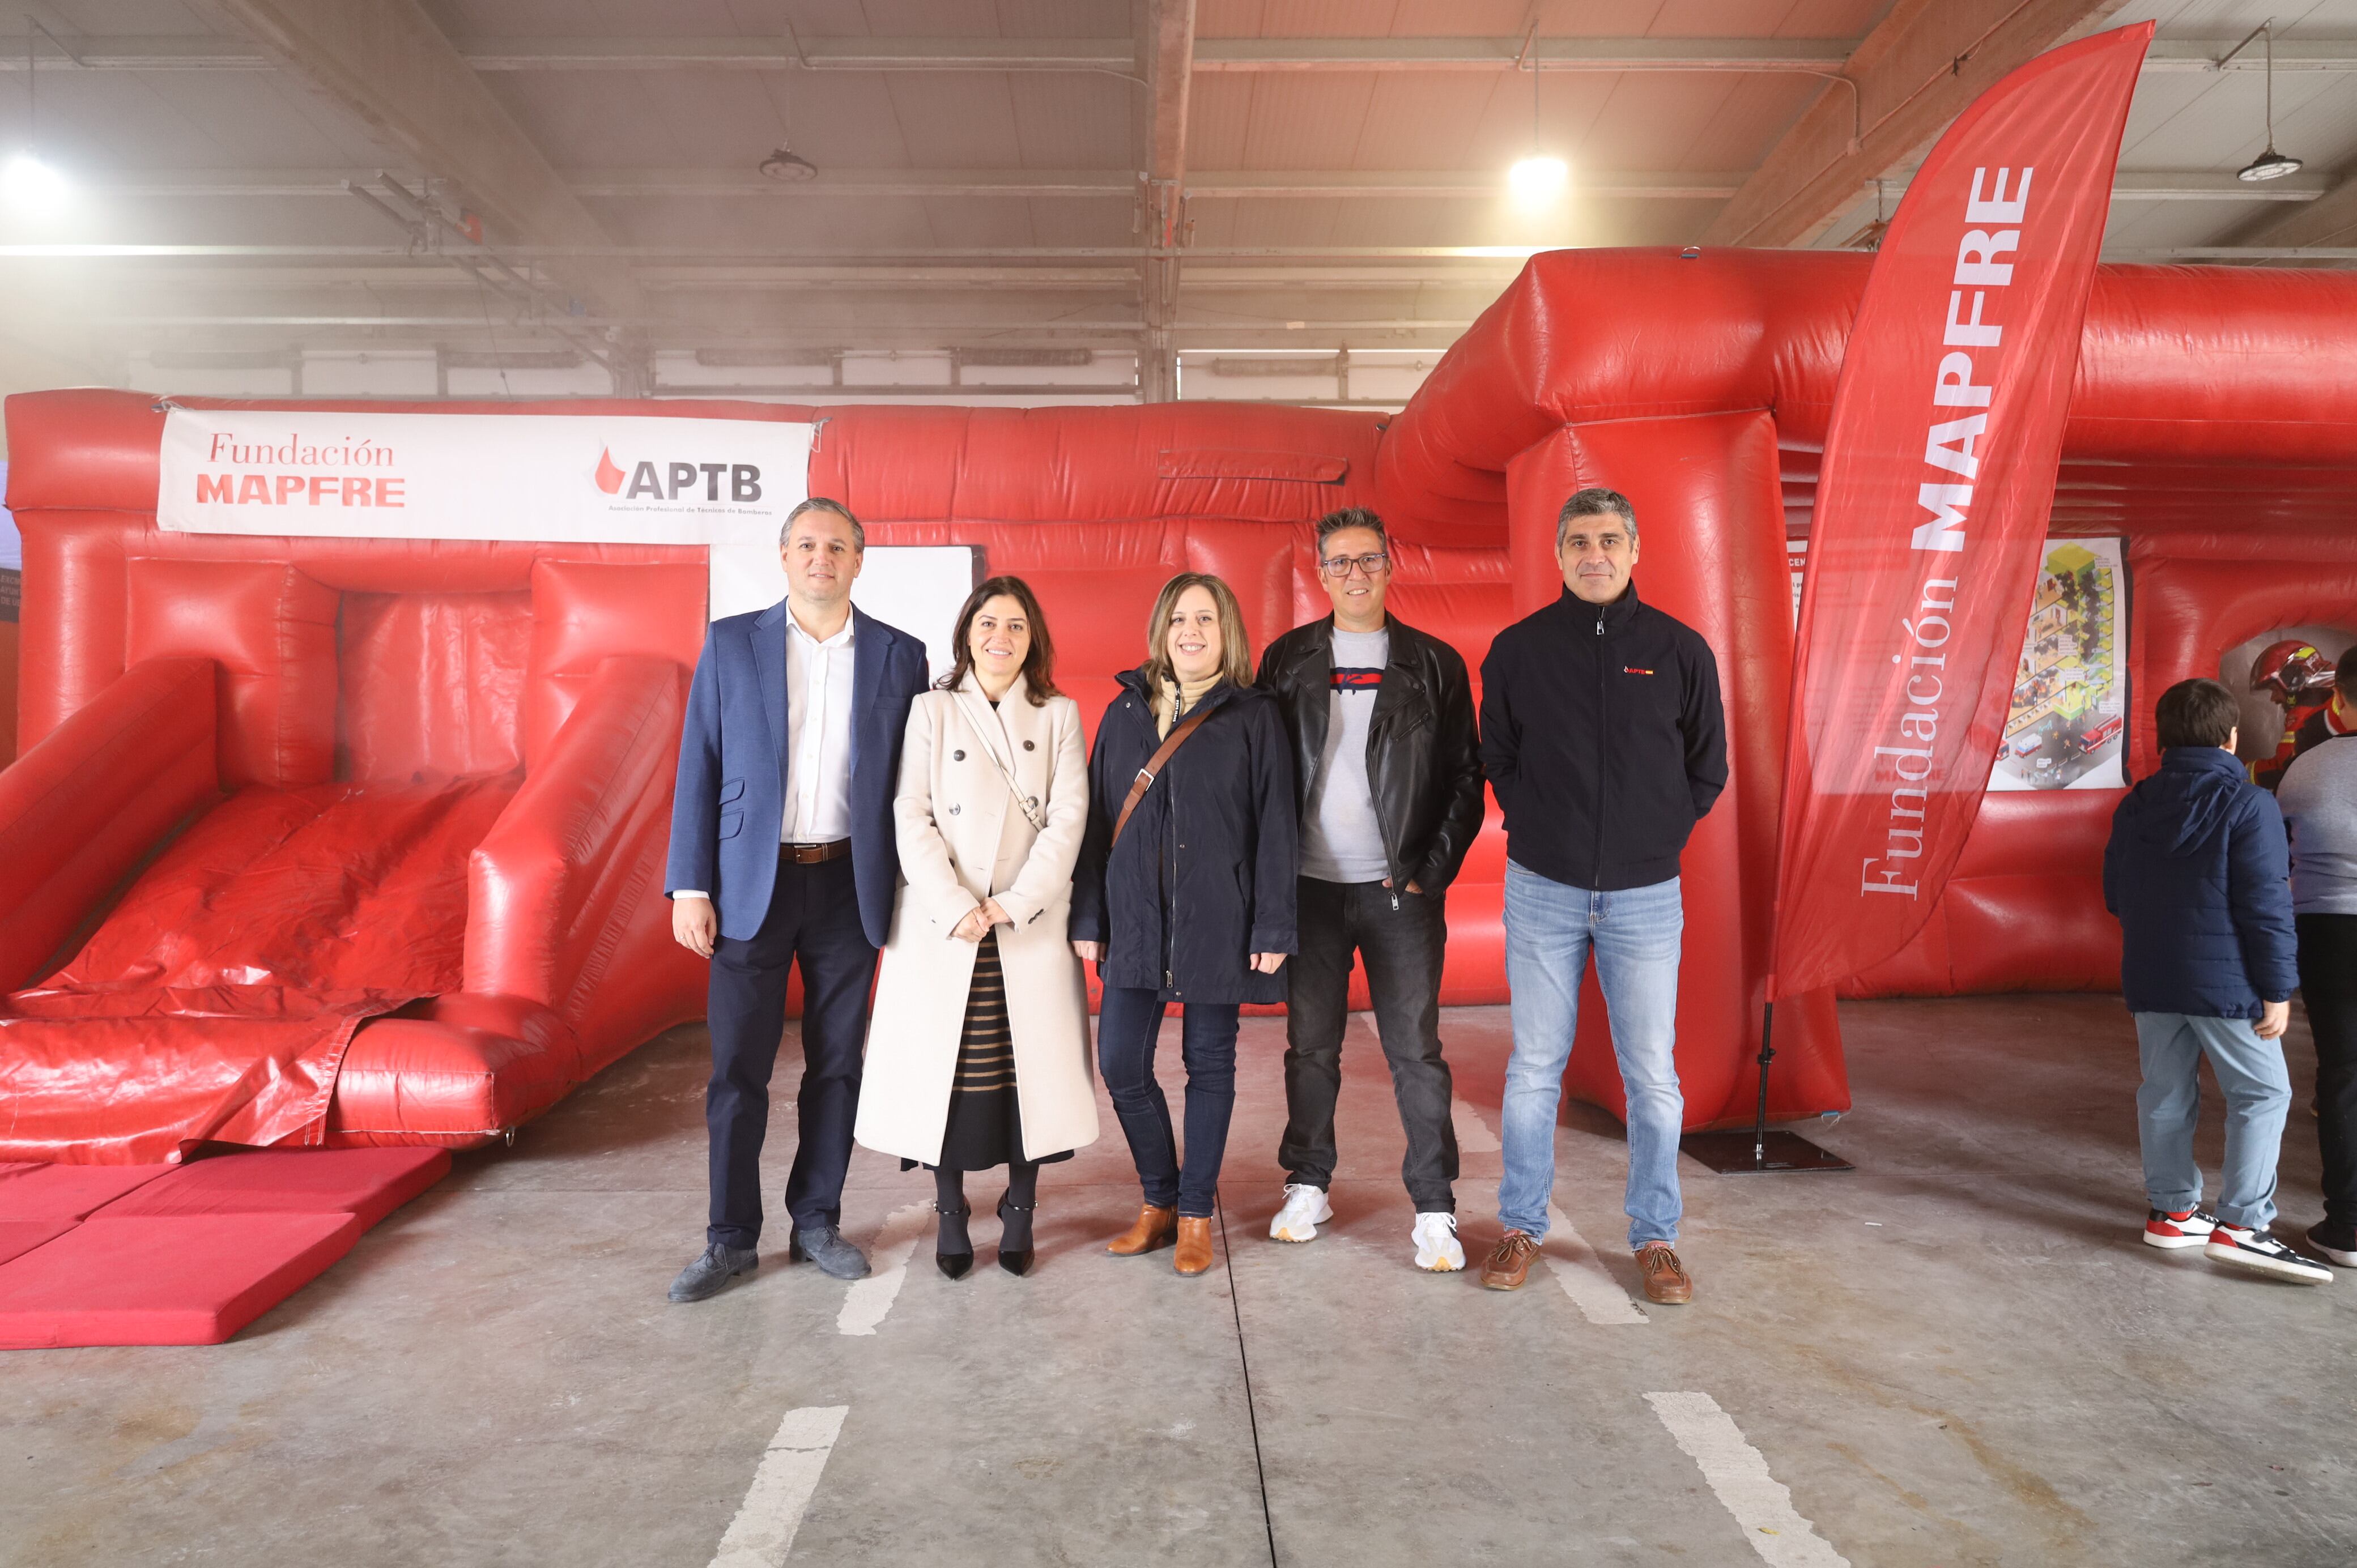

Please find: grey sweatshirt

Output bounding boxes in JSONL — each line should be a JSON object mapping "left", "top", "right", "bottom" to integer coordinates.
{"left": 2277, "top": 734, "right": 2357, "bottom": 915}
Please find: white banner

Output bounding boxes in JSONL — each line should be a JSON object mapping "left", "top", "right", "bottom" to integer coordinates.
{"left": 1989, "top": 536, "right": 2128, "bottom": 791}
{"left": 156, "top": 406, "right": 815, "bottom": 618}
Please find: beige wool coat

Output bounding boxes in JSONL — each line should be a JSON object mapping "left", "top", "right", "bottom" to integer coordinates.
{"left": 855, "top": 674, "right": 1098, "bottom": 1166}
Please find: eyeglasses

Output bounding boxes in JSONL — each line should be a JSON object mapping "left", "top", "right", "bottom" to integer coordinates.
{"left": 1319, "top": 552, "right": 1391, "bottom": 578}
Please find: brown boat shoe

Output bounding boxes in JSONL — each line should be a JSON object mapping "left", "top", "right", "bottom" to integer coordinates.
{"left": 1479, "top": 1229, "right": 1541, "bottom": 1290}
{"left": 1637, "top": 1241, "right": 1692, "bottom": 1305}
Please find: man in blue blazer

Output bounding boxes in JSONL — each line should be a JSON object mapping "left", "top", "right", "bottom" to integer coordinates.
{"left": 665, "top": 496, "right": 930, "bottom": 1302}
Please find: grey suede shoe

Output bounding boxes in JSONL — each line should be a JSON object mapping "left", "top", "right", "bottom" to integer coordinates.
{"left": 789, "top": 1224, "right": 871, "bottom": 1280}
{"left": 669, "top": 1242, "right": 758, "bottom": 1302}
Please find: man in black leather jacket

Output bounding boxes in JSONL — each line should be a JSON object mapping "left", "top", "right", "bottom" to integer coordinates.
{"left": 1254, "top": 507, "right": 1486, "bottom": 1272}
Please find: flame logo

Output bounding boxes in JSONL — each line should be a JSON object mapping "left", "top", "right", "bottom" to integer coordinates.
{"left": 594, "top": 446, "right": 625, "bottom": 494}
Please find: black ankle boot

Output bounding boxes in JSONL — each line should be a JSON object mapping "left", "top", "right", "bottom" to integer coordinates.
{"left": 935, "top": 1203, "right": 973, "bottom": 1280}
{"left": 997, "top": 1194, "right": 1036, "bottom": 1277}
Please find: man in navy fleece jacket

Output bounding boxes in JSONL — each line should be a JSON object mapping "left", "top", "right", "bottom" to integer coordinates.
{"left": 2104, "top": 678, "right": 2330, "bottom": 1284}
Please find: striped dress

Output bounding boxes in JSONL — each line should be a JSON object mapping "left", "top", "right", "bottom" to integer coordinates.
{"left": 935, "top": 931, "right": 1031, "bottom": 1170}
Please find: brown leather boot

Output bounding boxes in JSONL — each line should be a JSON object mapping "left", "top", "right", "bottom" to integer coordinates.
{"left": 1173, "top": 1215, "right": 1215, "bottom": 1275}
{"left": 1107, "top": 1203, "right": 1178, "bottom": 1255}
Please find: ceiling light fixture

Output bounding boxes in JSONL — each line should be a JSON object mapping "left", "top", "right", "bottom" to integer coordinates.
{"left": 759, "top": 145, "right": 819, "bottom": 182}
{"left": 2231, "top": 22, "right": 2304, "bottom": 182}
{"left": 759, "top": 25, "right": 819, "bottom": 184}
{"left": 9, "top": 21, "right": 70, "bottom": 212}
{"left": 1509, "top": 156, "right": 1568, "bottom": 204}
{"left": 1507, "top": 24, "right": 1567, "bottom": 206}
{"left": 3, "top": 151, "right": 65, "bottom": 208}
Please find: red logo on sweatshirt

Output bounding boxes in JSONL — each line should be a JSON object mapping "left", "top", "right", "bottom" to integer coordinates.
{"left": 1623, "top": 666, "right": 1655, "bottom": 676}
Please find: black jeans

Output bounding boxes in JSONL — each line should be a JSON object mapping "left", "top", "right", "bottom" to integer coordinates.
{"left": 1097, "top": 985, "right": 1240, "bottom": 1218}
{"left": 2300, "top": 913, "right": 2357, "bottom": 1229}
{"left": 705, "top": 855, "right": 878, "bottom": 1249}
{"left": 1280, "top": 876, "right": 1458, "bottom": 1212}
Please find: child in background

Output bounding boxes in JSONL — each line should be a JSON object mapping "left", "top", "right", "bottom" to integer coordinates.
{"left": 2103, "top": 678, "right": 2332, "bottom": 1284}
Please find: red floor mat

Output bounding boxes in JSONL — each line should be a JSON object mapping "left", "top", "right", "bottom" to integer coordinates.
{"left": 101, "top": 1147, "right": 450, "bottom": 1229}
{"left": 0, "top": 1148, "right": 449, "bottom": 1348}
{"left": 0, "top": 1164, "right": 173, "bottom": 1220}
{"left": 0, "top": 1212, "right": 363, "bottom": 1348}
{"left": 0, "top": 1219, "right": 75, "bottom": 1268}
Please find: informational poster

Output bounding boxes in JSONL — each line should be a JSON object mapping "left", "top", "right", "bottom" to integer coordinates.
{"left": 1988, "top": 536, "right": 2128, "bottom": 791}
{"left": 156, "top": 407, "right": 816, "bottom": 620}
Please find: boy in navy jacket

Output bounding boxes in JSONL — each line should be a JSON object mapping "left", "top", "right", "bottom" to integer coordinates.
{"left": 2103, "top": 678, "right": 2330, "bottom": 1284}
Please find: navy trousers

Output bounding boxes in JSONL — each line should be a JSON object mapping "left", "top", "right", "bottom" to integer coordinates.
{"left": 1096, "top": 985, "right": 1241, "bottom": 1218}
{"left": 705, "top": 855, "right": 877, "bottom": 1249}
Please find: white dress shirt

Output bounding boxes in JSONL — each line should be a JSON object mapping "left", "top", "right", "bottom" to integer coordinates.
{"left": 675, "top": 606, "right": 857, "bottom": 901}
{"left": 780, "top": 607, "right": 856, "bottom": 843}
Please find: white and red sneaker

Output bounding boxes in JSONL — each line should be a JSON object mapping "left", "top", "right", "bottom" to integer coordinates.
{"left": 2143, "top": 1207, "right": 2219, "bottom": 1250}
{"left": 2205, "top": 1224, "right": 2334, "bottom": 1284}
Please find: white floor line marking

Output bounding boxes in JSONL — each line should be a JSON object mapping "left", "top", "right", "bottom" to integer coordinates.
{"left": 1645, "top": 1392, "right": 1849, "bottom": 1568}
{"left": 1543, "top": 1204, "right": 1648, "bottom": 1324}
{"left": 709, "top": 1404, "right": 849, "bottom": 1568}
{"left": 1450, "top": 1096, "right": 1501, "bottom": 1154}
{"left": 835, "top": 1201, "right": 931, "bottom": 1337}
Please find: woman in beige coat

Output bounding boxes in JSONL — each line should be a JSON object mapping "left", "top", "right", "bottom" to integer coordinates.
{"left": 856, "top": 576, "right": 1095, "bottom": 1277}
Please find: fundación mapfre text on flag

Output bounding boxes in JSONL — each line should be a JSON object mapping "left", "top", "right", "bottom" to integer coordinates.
{"left": 1768, "top": 22, "right": 2155, "bottom": 1000}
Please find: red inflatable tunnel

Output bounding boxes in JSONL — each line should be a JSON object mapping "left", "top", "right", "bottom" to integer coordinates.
{"left": 1374, "top": 248, "right": 2357, "bottom": 1094}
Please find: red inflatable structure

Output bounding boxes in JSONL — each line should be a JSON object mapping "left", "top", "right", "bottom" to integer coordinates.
{"left": 5, "top": 249, "right": 2356, "bottom": 1165}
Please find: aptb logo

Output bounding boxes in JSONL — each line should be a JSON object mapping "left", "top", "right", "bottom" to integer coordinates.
{"left": 595, "top": 447, "right": 763, "bottom": 502}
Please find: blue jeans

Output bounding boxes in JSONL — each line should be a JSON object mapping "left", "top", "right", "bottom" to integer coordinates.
{"left": 1096, "top": 987, "right": 1241, "bottom": 1218}
{"left": 1497, "top": 863, "right": 1684, "bottom": 1249}
{"left": 2134, "top": 1011, "right": 2291, "bottom": 1232}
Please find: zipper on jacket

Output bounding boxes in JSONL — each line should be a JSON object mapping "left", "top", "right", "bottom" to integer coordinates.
{"left": 1371, "top": 702, "right": 1402, "bottom": 910}
{"left": 1164, "top": 694, "right": 1182, "bottom": 996}
{"left": 1593, "top": 604, "right": 1608, "bottom": 883}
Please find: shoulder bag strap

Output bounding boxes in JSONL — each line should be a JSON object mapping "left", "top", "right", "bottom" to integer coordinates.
{"left": 955, "top": 689, "right": 1050, "bottom": 833}
{"left": 1109, "top": 703, "right": 1216, "bottom": 850}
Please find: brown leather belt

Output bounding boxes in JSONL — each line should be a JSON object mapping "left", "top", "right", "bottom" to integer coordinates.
{"left": 780, "top": 840, "right": 852, "bottom": 865}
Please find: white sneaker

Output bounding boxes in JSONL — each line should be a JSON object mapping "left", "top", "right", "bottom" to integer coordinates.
{"left": 1269, "top": 1183, "right": 1333, "bottom": 1242}
{"left": 1413, "top": 1212, "right": 1466, "bottom": 1272}
{"left": 2205, "top": 1224, "right": 2334, "bottom": 1284}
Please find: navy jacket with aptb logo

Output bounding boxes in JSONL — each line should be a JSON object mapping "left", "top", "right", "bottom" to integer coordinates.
{"left": 1478, "top": 582, "right": 1728, "bottom": 892}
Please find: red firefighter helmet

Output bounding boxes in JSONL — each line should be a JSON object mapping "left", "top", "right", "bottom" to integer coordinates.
{"left": 2249, "top": 640, "right": 2338, "bottom": 700}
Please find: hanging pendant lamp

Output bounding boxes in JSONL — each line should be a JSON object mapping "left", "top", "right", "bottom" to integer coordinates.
{"left": 2237, "top": 23, "right": 2304, "bottom": 182}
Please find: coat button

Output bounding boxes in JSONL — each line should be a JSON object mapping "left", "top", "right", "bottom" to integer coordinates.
{"left": 1023, "top": 740, "right": 1035, "bottom": 751}
{"left": 953, "top": 749, "right": 965, "bottom": 761}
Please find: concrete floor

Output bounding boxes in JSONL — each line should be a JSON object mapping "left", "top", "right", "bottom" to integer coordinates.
{"left": 3, "top": 994, "right": 2352, "bottom": 1567}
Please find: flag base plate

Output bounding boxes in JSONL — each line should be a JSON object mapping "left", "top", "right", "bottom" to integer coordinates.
{"left": 1679, "top": 1130, "right": 1855, "bottom": 1174}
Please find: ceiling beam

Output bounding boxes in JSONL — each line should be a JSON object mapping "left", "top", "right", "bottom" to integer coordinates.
{"left": 2218, "top": 166, "right": 2357, "bottom": 251}
{"left": 0, "top": 35, "right": 1856, "bottom": 72}
{"left": 95, "top": 314, "right": 1474, "bottom": 332}
{"left": 1699, "top": 0, "right": 2135, "bottom": 248}
{"left": 12, "top": 32, "right": 2357, "bottom": 73}
{"left": 41, "top": 263, "right": 1507, "bottom": 293}
{"left": 1190, "top": 37, "right": 1854, "bottom": 71}
{"left": 0, "top": 243, "right": 1546, "bottom": 259}
{"left": 193, "top": 1, "right": 646, "bottom": 330}
{"left": 85, "top": 167, "right": 2322, "bottom": 203}
{"left": 1141, "top": 0, "right": 1196, "bottom": 403}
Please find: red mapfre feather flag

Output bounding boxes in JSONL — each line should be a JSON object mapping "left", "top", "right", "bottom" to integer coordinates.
{"left": 1768, "top": 22, "right": 2153, "bottom": 1000}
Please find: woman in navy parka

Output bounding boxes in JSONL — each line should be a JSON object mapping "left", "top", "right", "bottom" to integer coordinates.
{"left": 1070, "top": 572, "right": 1297, "bottom": 1276}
